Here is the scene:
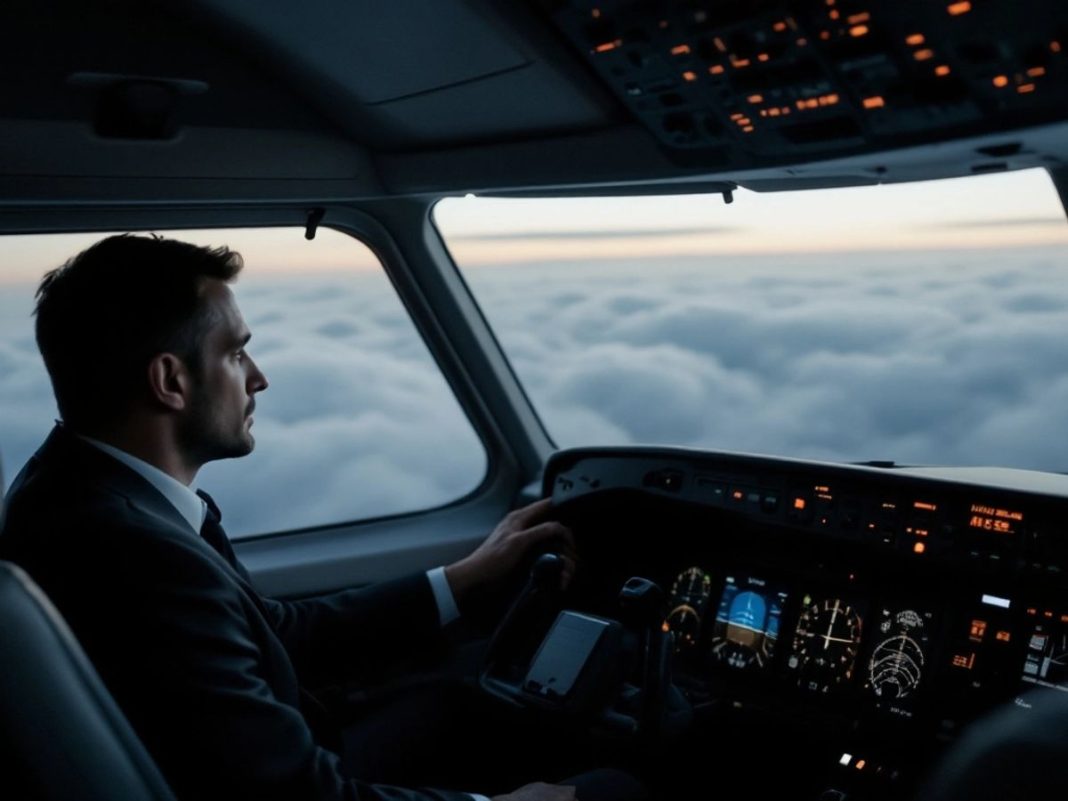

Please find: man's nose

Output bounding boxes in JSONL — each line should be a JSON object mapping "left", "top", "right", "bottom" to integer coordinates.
{"left": 247, "top": 357, "right": 269, "bottom": 393}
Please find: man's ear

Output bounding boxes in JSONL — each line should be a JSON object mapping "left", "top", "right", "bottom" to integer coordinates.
{"left": 146, "top": 353, "right": 191, "bottom": 412}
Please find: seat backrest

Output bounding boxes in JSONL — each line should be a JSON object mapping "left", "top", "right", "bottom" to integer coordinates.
{"left": 0, "top": 560, "right": 177, "bottom": 801}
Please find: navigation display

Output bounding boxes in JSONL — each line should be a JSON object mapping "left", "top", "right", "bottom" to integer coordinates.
{"left": 787, "top": 594, "right": 865, "bottom": 695}
{"left": 864, "top": 605, "right": 935, "bottom": 719}
{"left": 709, "top": 575, "right": 788, "bottom": 672}
{"left": 1020, "top": 611, "right": 1068, "bottom": 694}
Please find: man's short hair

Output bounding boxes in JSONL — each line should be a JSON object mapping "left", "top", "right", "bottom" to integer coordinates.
{"left": 35, "top": 234, "right": 243, "bottom": 431}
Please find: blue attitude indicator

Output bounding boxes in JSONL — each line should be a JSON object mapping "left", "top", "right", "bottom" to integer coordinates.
{"left": 709, "top": 576, "right": 788, "bottom": 671}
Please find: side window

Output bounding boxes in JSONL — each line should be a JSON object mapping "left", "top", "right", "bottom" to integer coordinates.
{"left": 0, "top": 227, "right": 487, "bottom": 539}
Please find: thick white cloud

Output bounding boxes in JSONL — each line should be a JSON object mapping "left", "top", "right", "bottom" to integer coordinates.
{"left": 3, "top": 245, "right": 1067, "bottom": 540}
{"left": 466, "top": 246, "right": 1068, "bottom": 472}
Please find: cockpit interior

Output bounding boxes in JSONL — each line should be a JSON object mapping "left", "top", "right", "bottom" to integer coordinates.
{"left": 3, "top": 1, "right": 1068, "bottom": 800}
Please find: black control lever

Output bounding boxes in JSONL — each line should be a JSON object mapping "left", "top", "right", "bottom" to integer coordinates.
{"left": 480, "top": 553, "right": 565, "bottom": 702}
{"left": 617, "top": 577, "right": 670, "bottom": 738}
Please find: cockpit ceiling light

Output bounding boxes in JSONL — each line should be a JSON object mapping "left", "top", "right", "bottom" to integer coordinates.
{"left": 947, "top": 1, "right": 972, "bottom": 15}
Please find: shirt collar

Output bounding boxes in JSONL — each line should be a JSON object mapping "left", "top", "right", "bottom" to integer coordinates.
{"left": 79, "top": 436, "right": 207, "bottom": 535}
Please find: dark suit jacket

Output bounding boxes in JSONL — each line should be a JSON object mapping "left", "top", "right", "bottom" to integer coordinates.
{"left": 0, "top": 425, "right": 470, "bottom": 801}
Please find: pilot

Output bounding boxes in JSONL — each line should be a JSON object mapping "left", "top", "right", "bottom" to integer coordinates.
{"left": 0, "top": 235, "right": 646, "bottom": 801}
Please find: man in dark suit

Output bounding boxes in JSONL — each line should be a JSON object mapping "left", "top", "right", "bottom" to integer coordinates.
{"left": 0, "top": 235, "right": 638, "bottom": 801}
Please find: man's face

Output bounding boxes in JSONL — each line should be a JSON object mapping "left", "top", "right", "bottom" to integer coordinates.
{"left": 179, "top": 279, "right": 268, "bottom": 465}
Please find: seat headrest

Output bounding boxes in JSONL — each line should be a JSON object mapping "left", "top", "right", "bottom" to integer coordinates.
{"left": 0, "top": 561, "right": 176, "bottom": 801}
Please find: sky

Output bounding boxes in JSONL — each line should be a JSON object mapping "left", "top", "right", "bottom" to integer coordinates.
{"left": 1, "top": 168, "right": 1066, "bottom": 537}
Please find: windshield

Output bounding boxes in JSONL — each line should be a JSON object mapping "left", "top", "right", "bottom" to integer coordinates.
{"left": 435, "top": 169, "right": 1068, "bottom": 472}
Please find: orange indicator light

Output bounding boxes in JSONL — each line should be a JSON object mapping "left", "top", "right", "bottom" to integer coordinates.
{"left": 760, "top": 109, "right": 768, "bottom": 117}
{"left": 671, "top": 44, "right": 692, "bottom": 56}
{"left": 863, "top": 96, "right": 885, "bottom": 109}
{"left": 709, "top": 64, "right": 725, "bottom": 75}
{"left": 714, "top": 37, "right": 728, "bottom": 53}
{"left": 996, "top": 630, "right": 1011, "bottom": 642}
{"left": 850, "top": 25, "right": 870, "bottom": 37}
{"left": 736, "top": 117, "right": 751, "bottom": 126}
{"left": 797, "top": 37, "right": 808, "bottom": 47}
{"left": 742, "top": 125, "right": 755, "bottom": 133}
{"left": 913, "top": 542, "right": 926, "bottom": 554}
{"left": 662, "top": 621, "right": 670, "bottom": 632}
{"left": 731, "top": 56, "right": 751, "bottom": 68}
{"left": 829, "top": 9, "right": 841, "bottom": 20}
{"left": 914, "top": 501, "right": 938, "bottom": 511}
{"left": 820, "top": 30, "right": 832, "bottom": 41}
{"left": 951, "top": 652, "right": 976, "bottom": 669}
{"left": 682, "top": 71, "right": 698, "bottom": 82}
{"left": 592, "top": 9, "right": 601, "bottom": 18}
{"left": 748, "top": 94, "right": 764, "bottom": 103}
{"left": 594, "top": 40, "right": 622, "bottom": 53}
{"left": 1052, "top": 41, "right": 1062, "bottom": 54}
{"left": 1045, "top": 610, "right": 1054, "bottom": 618}
{"left": 1027, "top": 607, "right": 1037, "bottom": 616}
{"left": 1018, "top": 83, "right": 1036, "bottom": 93}
{"left": 819, "top": 93, "right": 839, "bottom": 106}
{"left": 855, "top": 760, "right": 866, "bottom": 771}
{"left": 906, "top": 33, "right": 925, "bottom": 46}
{"left": 947, "top": 1, "right": 972, "bottom": 15}
{"left": 969, "top": 620, "right": 987, "bottom": 641}
{"left": 935, "top": 64, "right": 951, "bottom": 76}
{"left": 769, "top": 107, "right": 782, "bottom": 117}
{"left": 732, "top": 490, "right": 745, "bottom": 500}
{"left": 914, "top": 49, "right": 935, "bottom": 61}
{"left": 794, "top": 498, "right": 807, "bottom": 510}
{"left": 758, "top": 52, "right": 770, "bottom": 62}
{"left": 774, "top": 21, "right": 787, "bottom": 32}
{"left": 730, "top": 112, "right": 745, "bottom": 120}
{"left": 993, "top": 75, "right": 1010, "bottom": 87}
{"left": 1027, "top": 66, "right": 1047, "bottom": 77}
{"left": 848, "top": 12, "right": 872, "bottom": 24}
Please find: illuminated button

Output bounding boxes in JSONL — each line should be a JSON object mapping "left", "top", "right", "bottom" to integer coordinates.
{"left": 995, "top": 630, "right": 1011, "bottom": 643}
{"left": 906, "top": 33, "right": 925, "bottom": 46}
{"left": 794, "top": 497, "right": 807, "bottom": 510}
{"left": 947, "top": 1, "right": 972, "bottom": 15}
{"left": 913, "top": 542, "right": 927, "bottom": 554}
{"left": 969, "top": 619, "right": 988, "bottom": 641}
{"left": 993, "top": 75, "right": 1010, "bottom": 88}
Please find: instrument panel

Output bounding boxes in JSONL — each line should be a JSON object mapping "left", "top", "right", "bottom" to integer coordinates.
{"left": 544, "top": 447, "right": 1068, "bottom": 798}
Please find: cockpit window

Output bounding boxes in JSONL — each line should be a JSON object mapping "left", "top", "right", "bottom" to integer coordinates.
{"left": 0, "top": 227, "right": 486, "bottom": 538}
{"left": 435, "top": 168, "right": 1068, "bottom": 472}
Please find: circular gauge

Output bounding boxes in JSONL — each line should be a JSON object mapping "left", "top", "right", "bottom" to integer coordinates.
{"left": 788, "top": 597, "right": 863, "bottom": 693}
{"left": 663, "top": 567, "right": 712, "bottom": 651}
{"left": 868, "top": 609, "right": 927, "bottom": 699}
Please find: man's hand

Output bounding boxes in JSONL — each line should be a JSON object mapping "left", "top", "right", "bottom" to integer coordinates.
{"left": 491, "top": 781, "right": 577, "bottom": 801}
{"left": 444, "top": 498, "right": 577, "bottom": 609}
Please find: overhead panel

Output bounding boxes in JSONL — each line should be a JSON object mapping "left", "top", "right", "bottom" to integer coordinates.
{"left": 542, "top": 0, "right": 1068, "bottom": 168}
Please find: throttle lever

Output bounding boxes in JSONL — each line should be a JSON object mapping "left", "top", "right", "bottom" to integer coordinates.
{"left": 482, "top": 553, "right": 565, "bottom": 687}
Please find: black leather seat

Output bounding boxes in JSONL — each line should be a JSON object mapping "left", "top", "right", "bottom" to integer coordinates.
{"left": 0, "top": 560, "right": 177, "bottom": 801}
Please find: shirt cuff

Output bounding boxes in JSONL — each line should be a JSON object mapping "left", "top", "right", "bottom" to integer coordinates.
{"left": 426, "top": 566, "right": 461, "bottom": 627}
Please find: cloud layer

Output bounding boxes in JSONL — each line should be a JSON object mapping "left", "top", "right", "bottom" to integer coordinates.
{"left": 466, "top": 246, "right": 1068, "bottom": 471}
{"left": 3, "top": 245, "right": 1066, "bottom": 539}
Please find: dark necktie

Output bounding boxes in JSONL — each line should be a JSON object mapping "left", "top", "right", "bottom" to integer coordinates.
{"left": 195, "top": 489, "right": 247, "bottom": 578}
